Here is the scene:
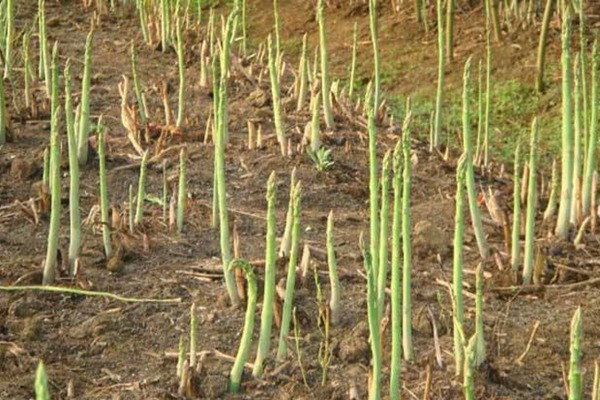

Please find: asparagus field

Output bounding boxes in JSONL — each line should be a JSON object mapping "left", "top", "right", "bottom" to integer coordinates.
{"left": 4, "top": 0, "right": 600, "bottom": 399}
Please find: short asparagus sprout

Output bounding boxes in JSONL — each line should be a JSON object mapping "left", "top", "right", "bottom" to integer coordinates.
{"left": 522, "top": 118, "right": 539, "bottom": 285}
{"left": 253, "top": 172, "right": 277, "bottom": 377}
{"left": 176, "top": 150, "right": 186, "bottom": 234}
{"left": 267, "top": 34, "right": 286, "bottom": 155}
{"left": 277, "top": 181, "right": 302, "bottom": 361}
{"left": 35, "top": 361, "right": 50, "bottom": 400}
{"left": 189, "top": 302, "right": 197, "bottom": 368}
{"left": 134, "top": 151, "right": 149, "bottom": 227}
{"left": 176, "top": 333, "right": 186, "bottom": 378}
{"left": 296, "top": 33, "right": 309, "bottom": 111}
{"left": 228, "top": 260, "right": 258, "bottom": 392}
{"left": 42, "top": 148, "right": 49, "bottom": 188}
{"left": 326, "top": 210, "right": 341, "bottom": 325}
{"left": 543, "top": 159, "right": 558, "bottom": 221}
{"left": 279, "top": 168, "right": 297, "bottom": 257}
{"left": 98, "top": 128, "right": 113, "bottom": 259}
{"left": 310, "top": 91, "right": 321, "bottom": 153}
{"left": 569, "top": 306, "right": 583, "bottom": 400}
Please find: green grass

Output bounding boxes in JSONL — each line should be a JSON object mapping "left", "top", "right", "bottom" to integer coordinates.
{"left": 389, "top": 78, "right": 562, "bottom": 168}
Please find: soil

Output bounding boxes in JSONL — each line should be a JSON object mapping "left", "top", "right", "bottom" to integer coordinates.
{"left": 1, "top": 1, "right": 600, "bottom": 399}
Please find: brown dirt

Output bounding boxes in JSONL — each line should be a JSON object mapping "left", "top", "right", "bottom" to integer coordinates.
{"left": 2, "top": 1, "right": 600, "bottom": 399}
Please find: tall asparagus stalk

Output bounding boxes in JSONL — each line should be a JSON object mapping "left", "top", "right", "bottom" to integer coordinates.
{"left": 367, "top": 99, "right": 380, "bottom": 303}
{"left": 572, "top": 56, "right": 583, "bottom": 225}
{"left": 38, "top": 0, "right": 51, "bottom": 96}
{"left": 522, "top": 118, "right": 539, "bottom": 285}
{"left": 446, "top": 0, "right": 455, "bottom": 61}
{"left": 98, "top": 129, "right": 113, "bottom": 259}
{"left": 582, "top": 41, "right": 598, "bottom": 217}
{"left": 215, "top": 78, "right": 239, "bottom": 306}
{"left": 228, "top": 260, "right": 258, "bottom": 393}
{"left": 389, "top": 137, "right": 403, "bottom": 400}
{"left": 402, "top": 101, "right": 414, "bottom": 362}
{"left": 555, "top": 10, "right": 573, "bottom": 240}
{"left": 535, "top": 0, "right": 555, "bottom": 92}
{"left": 253, "top": 172, "right": 277, "bottom": 377}
{"left": 364, "top": 250, "right": 381, "bottom": 400}
{"left": 4, "top": 0, "right": 14, "bottom": 80}
{"left": 474, "top": 262, "right": 486, "bottom": 366}
{"left": 277, "top": 182, "right": 302, "bottom": 361}
{"left": 377, "top": 151, "right": 391, "bottom": 323}
{"left": 77, "top": 30, "right": 94, "bottom": 166}
{"left": 176, "top": 16, "right": 185, "bottom": 128}
{"left": 433, "top": 0, "right": 444, "bottom": 150}
{"left": 64, "top": 62, "right": 81, "bottom": 275}
{"left": 317, "top": 0, "right": 334, "bottom": 129}
{"left": 369, "top": 0, "right": 381, "bottom": 111}
{"left": 453, "top": 154, "right": 467, "bottom": 375}
{"left": 463, "top": 57, "right": 489, "bottom": 258}
{"left": 42, "top": 46, "right": 60, "bottom": 285}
